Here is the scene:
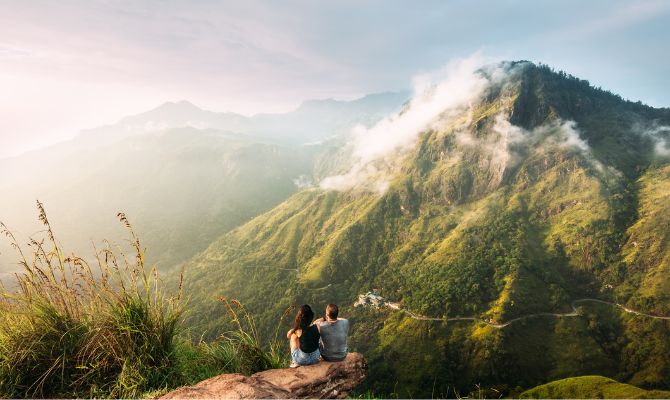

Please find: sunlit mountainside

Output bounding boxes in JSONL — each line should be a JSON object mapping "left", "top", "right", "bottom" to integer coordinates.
{"left": 2, "top": 60, "right": 670, "bottom": 398}
{"left": 3, "top": 1, "right": 670, "bottom": 398}
{"left": 177, "top": 61, "right": 670, "bottom": 396}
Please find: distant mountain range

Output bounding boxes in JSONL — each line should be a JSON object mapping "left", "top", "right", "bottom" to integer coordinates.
{"left": 0, "top": 91, "right": 409, "bottom": 276}
{"left": 73, "top": 91, "right": 411, "bottom": 147}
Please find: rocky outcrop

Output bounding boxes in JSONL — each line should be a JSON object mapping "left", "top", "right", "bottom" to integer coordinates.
{"left": 161, "top": 353, "right": 367, "bottom": 399}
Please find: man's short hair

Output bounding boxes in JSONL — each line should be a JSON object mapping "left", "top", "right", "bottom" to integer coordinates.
{"left": 326, "top": 303, "right": 339, "bottom": 319}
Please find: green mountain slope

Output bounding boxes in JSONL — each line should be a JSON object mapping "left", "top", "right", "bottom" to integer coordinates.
{"left": 181, "top": 62, "right": 670, "bottom": 396}
{"left": 521, "top": 376, "right": 670, "bottom": 399}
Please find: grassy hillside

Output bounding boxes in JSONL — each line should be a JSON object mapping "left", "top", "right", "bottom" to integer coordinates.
{"left": 179, "top": 62, "right": 670, "bottom": 396}
{"left": 521, "top": 376, "right": 670, "bottom": 399}
{"left": 0, "top": 211, "right": 285, "bottom": 398}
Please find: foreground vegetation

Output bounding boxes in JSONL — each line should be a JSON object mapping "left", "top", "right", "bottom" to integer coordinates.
{"left": 521, "top": 376, "right": 670, "bottom": 399}
{"left": 0, "top": 203, "right": 287, "bottom": 398}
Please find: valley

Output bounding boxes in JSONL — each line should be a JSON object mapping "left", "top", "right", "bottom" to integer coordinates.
{"left": 2, "top": 60, "right": 670, "bottom": 398}
{"left": 177, "top": 61, "right": 670, "bottom": 396}
{"left": 4, "top": 3, "right": 670, "bottom": 398}
{"left": 0, "top": 93, "right": 407, "bottom": 279}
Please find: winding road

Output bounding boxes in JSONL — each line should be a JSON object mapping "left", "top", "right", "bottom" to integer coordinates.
{"left": 237, "top": 261, "right": 670, "bottom": 326}
{"left": 304, "top": 283, "right": 333, "bottom": 291}
{"left": 376, "top": 298, "right": 670, "bottom": 329}
{"left": 241, "top": 264, "right": 299, "bottom": 272}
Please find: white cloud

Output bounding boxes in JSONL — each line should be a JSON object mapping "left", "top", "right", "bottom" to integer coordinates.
{"left": 456, "top": 115, "right": 597, "bottom": 173}
{"left": 554, "top": 120, "right": 590, "bottom": 152}
{"left": 320, "top": 53, "right": 501, "bottom": 192}
{"left": 655, "top": 140, "right": 670, "bottom": 157}
{"left": 644, "top": 125, "right": 670, "bottom": 157}
{"left": 654, "top": 140, "right": 670, "bottom": 157}
{"left": 319, "top": 60, "right": 605, "bottom": 194}
{"left": 488, "top": 114, "right": 527, "bottom": 170}
{"left": 292, "top": 175, "right": 314, "bottom": 189}
{"left": 2, "top": 1, "right": 668, "bottom": 159}
{"left": 632, "top": 124, "right": 670, "bottom": 158}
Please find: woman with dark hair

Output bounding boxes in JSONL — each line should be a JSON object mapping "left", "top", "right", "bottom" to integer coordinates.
{"left": 286, "top": 304, "right": 321, "bottom": 367}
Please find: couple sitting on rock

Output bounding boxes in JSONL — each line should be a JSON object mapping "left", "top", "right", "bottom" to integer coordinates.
{"left": 286, "top": 303, "right": 349, "bottom": 367}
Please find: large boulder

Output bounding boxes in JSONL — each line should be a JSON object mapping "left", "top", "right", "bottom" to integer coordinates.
{"left": 161, "top": 353, "right": 367, "bottom": 399}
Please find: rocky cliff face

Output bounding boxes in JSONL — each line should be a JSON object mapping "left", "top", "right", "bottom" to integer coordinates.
{"left": 160, "top": 353, "right": 367, "bottom": 399}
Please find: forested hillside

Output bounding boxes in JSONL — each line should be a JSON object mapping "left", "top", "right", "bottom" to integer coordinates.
{"left": 180, "top": 61, "right": 670, "bottom": 396}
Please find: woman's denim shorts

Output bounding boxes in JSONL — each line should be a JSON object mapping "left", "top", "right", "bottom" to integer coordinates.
{"left": 291, "top": 348, "right": 321, "bottom": 365}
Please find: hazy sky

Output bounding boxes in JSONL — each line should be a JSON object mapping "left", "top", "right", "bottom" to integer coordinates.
{"left": 1, "top": 0, "right": 669, "bottom": 158}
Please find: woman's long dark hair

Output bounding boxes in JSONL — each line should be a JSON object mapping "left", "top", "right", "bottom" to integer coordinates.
{"left": 293, "top": 304, "right": 314, "bottom": 331}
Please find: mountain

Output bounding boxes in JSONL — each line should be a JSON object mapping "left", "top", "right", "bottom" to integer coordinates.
{"left": 179, "top": 61, "right": 670, "bottom": 396}
{"left": 75, "top": 92, "right": 410, "bottom": 146}
{"left": 74, "top": 100, "right": 251, "bottom": 147}
{"left": 0, "top": 92, "right": 407, "bottom": 277}
{"left": 251, "top": 92, "right": 411, "bottom": 143}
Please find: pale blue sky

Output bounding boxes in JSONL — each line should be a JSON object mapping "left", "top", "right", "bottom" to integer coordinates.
{"left": 1, "top": 0, "right": 669, "bottom": 157}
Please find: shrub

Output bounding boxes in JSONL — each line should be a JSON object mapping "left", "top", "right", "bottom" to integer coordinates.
{"left": 0, "top": 201, "right": 289, "bottom": 398}
{"left": 0, "top": 202, "right": 182, "bottom": 397}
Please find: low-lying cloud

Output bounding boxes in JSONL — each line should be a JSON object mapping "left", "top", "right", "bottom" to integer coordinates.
{"left": 631, "top": 123, "right": 670, "bottom": 158}
{"left": 292, "top": 174, "right": 314, "bottom": 189}
{"left": 319, "top": 55, "right": 620, "bottom": 194}
{"left": 320, "top": 53, "right": 502, "bottom": 192}
{"left": 456, "top": 114, "right": 601, "bottom": 175}
{"left": 646, "top": 125, "right": 670, "bottom": 157}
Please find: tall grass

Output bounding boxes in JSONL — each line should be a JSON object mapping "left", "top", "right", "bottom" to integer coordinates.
{"left": 0, "top": 201, "right": 288, "bottom": 398}
{"left": 216, "top": 298, "right": 291, "bottom": 375}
